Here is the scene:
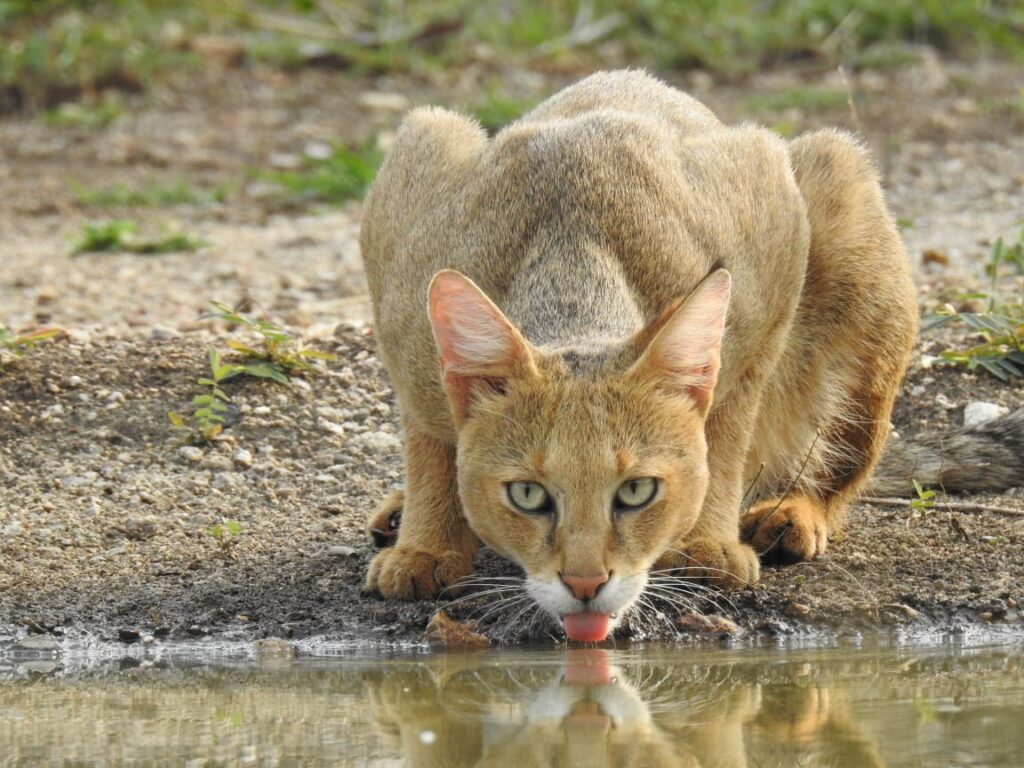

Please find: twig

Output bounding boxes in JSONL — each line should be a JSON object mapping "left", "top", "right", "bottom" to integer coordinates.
{"left": 860, "top": 496, "right": 1024, "bottom": 518}
{"left": 837, "top": 64, "right": 864, "bottom": 136}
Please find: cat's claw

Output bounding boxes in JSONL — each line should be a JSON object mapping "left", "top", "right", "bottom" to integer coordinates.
{"left": 364, "top": 545, "right": 472, "bottom": 600}
{"left": 741, "top": 495, "right": 828, "bottom": 565}
{"left": 654, "top": 537, "right": 760, "bottom": 589}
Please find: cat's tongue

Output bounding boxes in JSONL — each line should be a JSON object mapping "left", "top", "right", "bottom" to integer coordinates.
{"left": 563, "top": 612, "right": 611, "bottom": 642}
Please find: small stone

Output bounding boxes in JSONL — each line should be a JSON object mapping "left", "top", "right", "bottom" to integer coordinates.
{"left": 677, "top": 611, "right": 741, "bottom": 635}
{"left": 179, "top": 446, "right": 203, "bottom": 463}
{"left": 118, "top": 629, "right": 142, "bottom": 643}
{"left": 964, "top": 401, "right": 1009, "bottom": 428}
{"left": 356, "top": 431, "right": 402, "bottom": 453}
{"left": 68, "top": 375, "right": 83, "bottom": 388}
{"left": 910, "top": 385, "right": 926, "bottom": 397}
{"left": 232, "top": 449, "right": 254, "bottom": 469}
{"left": 149, "top": 325, "right": 180, "bottom": 341}
{"left": 424, "top": 610, "right": 490, "bottom": 649}
{"left": 784, "top": 602, "right": 811, "bottom": 617}
{"left": 253, "top": 637, "right": 296, "bottom": 656}
{"left": 253, "top": 406, "right": 272, "bottom": 416}
{"left": 327, "top": 544, "right": 358, "bottom": 557}
{"left": 200, "top": 455, "right": 234, "bottom": 473}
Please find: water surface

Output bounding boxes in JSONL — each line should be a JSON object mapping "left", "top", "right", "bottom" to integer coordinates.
{"left": 2, "top": 640, "right": 1022, "bottom": 766}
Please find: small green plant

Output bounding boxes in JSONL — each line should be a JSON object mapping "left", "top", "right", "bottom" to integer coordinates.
{"left": 925, "top": 229, "right": 1024, "bottom": 381}
{"left": 71, "top": 220, "right": 204, "bottom": 255}
{"left": 261, "top": 142, "right": 381, "bottom": 205}
{"left": 210, "top": 301, "right": 335, "bottom": 383}
{"left": 169, "top": 348, "right": 243, "bottom": 443}
{"left": 207, "top": 519, "right": 243, "bottom": 558}
{"left": 72, "top": 178, "right": 234, "bottom": 208}
{"left": 42, "top": 93, "right": 123, "bottom": 128}
{"left": 0, "top": 325, "right": 62, "bottom": 367}
{"left": 910, "top": 480, "right": 937, "bottom": 514}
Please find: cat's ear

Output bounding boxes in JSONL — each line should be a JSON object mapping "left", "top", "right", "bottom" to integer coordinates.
{"left": 627, "top": 269, "right": 731, "bottom": 415}
{"left": 428, "top": 270, "right": 536, "bottom": 424}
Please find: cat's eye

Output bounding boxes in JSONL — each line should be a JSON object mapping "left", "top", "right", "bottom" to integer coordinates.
{"left": 506, "top": 481, "right": 553, "bottom": 514}
{"left": 614, "top": 477, "right": 658, "bottom": 511}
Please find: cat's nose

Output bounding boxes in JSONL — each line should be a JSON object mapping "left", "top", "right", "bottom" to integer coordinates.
{"left": 561, "top": 572, "right": 609, "bottom": 601}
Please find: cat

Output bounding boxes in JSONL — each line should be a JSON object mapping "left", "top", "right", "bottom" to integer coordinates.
{"left": 358, "top": 69, "right": 1016, "bottom": 642}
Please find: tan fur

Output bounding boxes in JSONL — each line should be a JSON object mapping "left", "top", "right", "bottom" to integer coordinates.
{"left": 359, "top": 71, "right": 916, "bottom": 618}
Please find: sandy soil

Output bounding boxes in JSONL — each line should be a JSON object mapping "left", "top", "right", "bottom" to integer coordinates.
{"left": 1, "top": 56, "right": 1022, "bottom": 648}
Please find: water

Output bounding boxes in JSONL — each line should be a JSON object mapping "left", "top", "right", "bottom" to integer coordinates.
{"left": 2, "top": 640, "right": 1023, "bottom": 767}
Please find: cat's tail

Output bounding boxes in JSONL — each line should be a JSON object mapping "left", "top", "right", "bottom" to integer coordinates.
{"left": 868, "top": 406, "right": 1024, "bottom": 496}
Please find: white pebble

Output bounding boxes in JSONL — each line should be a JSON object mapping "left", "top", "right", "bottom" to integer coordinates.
{"left": 964, "top": 401, "right": 1009, "bottom": 428}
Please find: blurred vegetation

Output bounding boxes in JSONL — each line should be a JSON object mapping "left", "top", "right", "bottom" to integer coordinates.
{"left": 2, "top": 0, "right": 1022, "bottom": 112}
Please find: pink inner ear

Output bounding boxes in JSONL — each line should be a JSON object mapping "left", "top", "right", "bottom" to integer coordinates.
{"left": 427, "top": 270, "right": 533, "bottom": 421}
{"left": 630, "top": 270, "right": 731, "bottom": 413}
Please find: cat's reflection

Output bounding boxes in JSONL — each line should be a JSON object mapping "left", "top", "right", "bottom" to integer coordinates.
{"left": 365, "top": 649, "right": 884, "bottom": 768}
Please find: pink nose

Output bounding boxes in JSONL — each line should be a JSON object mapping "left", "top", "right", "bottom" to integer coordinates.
{"left": 561, "top": 573, "right": 609, "bottom": 601}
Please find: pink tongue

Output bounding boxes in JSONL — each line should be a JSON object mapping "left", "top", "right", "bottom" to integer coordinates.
{"left": 563, "top": 612, "right": 612, "bottom": 642}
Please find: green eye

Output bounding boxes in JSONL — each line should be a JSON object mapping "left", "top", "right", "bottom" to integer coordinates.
{"left": 506, "top": 481, "right": 553, "bottom": 514}
{"left": 615, "top": 478, "right": 658, "bottom": 510}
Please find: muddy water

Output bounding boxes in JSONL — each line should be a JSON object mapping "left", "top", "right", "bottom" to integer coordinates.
{"left": 2, "top": 641, "right": 1023, "bottom": 767}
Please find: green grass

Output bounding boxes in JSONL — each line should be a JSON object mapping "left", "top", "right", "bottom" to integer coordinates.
{"left": 3, "top": 1, "right": 1022, "bottom": 114}
{"left": 42, "top": 93, "right": 123, "bottom": 128}
{"left": 71, "top": 220, "right": 204, "bottom": 255}
{"left": 470, "top": 90, "right": 535, "bottom": 131}
{"left": 924, "top": 227, "right": 1024, "bottom": 381}
{"left": 72, "top": 178, "right": 234, "bottom": 207}
{"left": 261, "top": 142, "right": 381, "bottom": 205}
{"left": 744, "top": 87, "right": 849, "bottom": 113}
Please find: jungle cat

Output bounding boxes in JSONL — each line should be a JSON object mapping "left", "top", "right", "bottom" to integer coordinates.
{"left": 359, "top": 70, "right": 918, "bottom": 642}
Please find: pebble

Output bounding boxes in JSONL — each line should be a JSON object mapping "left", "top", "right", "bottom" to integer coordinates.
{"left": 327, "top": 544, "right": 358, "bottom": 557}
{"left": 356, "top": 431, "right": 402, "bottom": 453}
{"left": 232, "top": 448, "right": 254, "bottom": 468}
{"left": 179, "top": 446, "right": 203, "bottom": 463}
{"left": 200, "top": 455, "right": 234, "bottom": 473}
{"left": 964, "top": 401, "right": 1009, "bottom": 428}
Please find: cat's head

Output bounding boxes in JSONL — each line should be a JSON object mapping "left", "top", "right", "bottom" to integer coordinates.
{"left": 428, "top": 269, "right": 730, "bottom": 641}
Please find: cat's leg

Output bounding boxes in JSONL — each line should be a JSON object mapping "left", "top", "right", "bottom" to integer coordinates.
{"left": 655, "top": 380, "right": 766, "bottom": 588}
{"left": 364, "top": 419, "right": 478, "bottom": 598}
{"left": 741, "top": 130, "right": 916, "bottom": 564}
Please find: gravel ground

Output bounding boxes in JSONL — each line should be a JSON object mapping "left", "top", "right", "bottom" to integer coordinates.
{"left": 1, "top": 56, "right": 1022, "bottom": 649}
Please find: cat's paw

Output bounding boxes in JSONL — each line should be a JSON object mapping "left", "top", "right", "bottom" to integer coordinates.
{"left": 367, "top": 490, "right": 404, "bottom": 548}
{"left": 741, "top": 495, "right": 828, "bottom": 565}
{"left": 364, "top": 545, "right": 473, "bottom": 600}
{"left": 654, "top": 537, "right": 760, "bottom": 589}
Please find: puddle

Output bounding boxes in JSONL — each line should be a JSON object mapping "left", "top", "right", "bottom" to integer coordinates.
{"left": 2, "top": 639, "right": 1023, "bottom": 766}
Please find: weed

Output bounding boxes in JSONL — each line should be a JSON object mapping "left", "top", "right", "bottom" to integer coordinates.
{"left": 910, "top": 480, "right": 937, "bottom": 514}
{"left": 261, "top": 142, "right": 381, "bottom": 205}
{"left": 925, "top": 228, "right": 1024, "bottom": 381}
{"left": 71, "top": 220, "right": 204, "bottom": 255}
{"left": 72, "top": 178, "right": 234, "bottom": 208}
{"left": 471, "top": 90, "right": 534, "bottom": 132}
{"left": 210, "top": 301, "right": 335, "bottom": 382}
{"left": 169, "top": 348, "right": 244, "bottom": 443}
{"left": 207, "top": 519, "right": 243, "bottom": 558}
{"left": 42, "top": 93, "right": 124, "bottom": 128}
{"left": 0, "top": 325, "right": 62, "bottom": 368}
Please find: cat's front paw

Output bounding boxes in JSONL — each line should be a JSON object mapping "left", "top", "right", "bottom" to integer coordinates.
{"left": 740, "top": 495, "right": 828, "bottom": 565}
{"left": 654, "top": 537, "right": 760, "bottom": 589}
{"left": 364, "top": 545, "right": 473, "bottom": 600}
